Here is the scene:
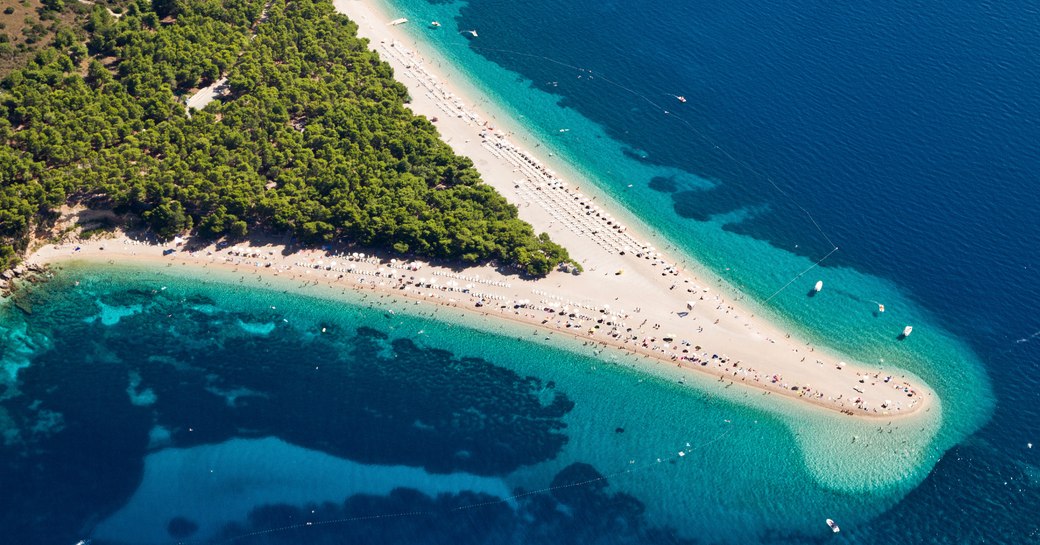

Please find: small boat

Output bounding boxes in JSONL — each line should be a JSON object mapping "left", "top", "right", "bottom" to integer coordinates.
{"left": 814, "top": 280, "right": 823, "bottom": 293}
{"left": 901, "top": 325, "right": 913, "bottom": 338}
{"left": 430, "top": 21, "right": 441, "bottom": 27}
{"left": 388, "top": 17, "right": 408, "bottom": 26}
{"left": 878, "top": 303, "right": 885, "bottom": 313}
{"left": 676, "top": 95, "right": 687, "bottom": 103}
{"left": 826, "top": 519, "right": 840, "bottom": 533}
{"left": 462, "top": 29, "right": 478, "bottom": 38}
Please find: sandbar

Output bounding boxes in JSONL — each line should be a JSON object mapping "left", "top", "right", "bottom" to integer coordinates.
{"left": 20, "top": 0, "right": 936, "bottom": 421}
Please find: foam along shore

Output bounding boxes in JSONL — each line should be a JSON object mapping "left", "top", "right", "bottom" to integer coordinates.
{"left": 27, "top": 0, "right": 933, "bottom": 421}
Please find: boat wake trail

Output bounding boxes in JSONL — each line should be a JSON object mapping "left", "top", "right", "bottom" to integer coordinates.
{"left": 1014, "top": 330, "right": 1040, "bottom": 344}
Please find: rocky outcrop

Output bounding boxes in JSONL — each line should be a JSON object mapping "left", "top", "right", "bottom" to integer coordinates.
{"left": 0, "top": 262, "right": 49, "bottom": 297}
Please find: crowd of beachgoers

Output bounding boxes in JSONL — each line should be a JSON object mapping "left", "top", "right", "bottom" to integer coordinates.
{"left": 365, "top": 40, "right": 925, "bottom": 417}
{"left": 49, "top": 233, "right": 923, "bottom": 419}
{"left": 380, "top": 40, "right": 672, "bottom": 260}
{"left": 23, "top": 23, "right": 930, "bottom": 422}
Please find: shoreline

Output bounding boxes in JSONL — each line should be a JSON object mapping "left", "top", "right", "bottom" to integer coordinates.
{"left": 28, "top": 229, "right": 932, "bottom": 421}
{"left": 15, "top": 0, "right": 936, "bottom": 423}
{"left": 332, "top": 0, "right": 934, "bottom": 419}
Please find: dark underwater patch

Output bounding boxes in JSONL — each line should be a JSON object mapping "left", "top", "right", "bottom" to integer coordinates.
{"left": 0, "top": 276, "right": 575, "bottom": 543}
{"left": 648, "top": 176, "right": 678, "bottom": 193}
{"left": 210, "top": 463, "right": 698, "bottom": 545}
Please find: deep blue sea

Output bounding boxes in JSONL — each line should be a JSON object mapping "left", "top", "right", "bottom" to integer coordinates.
{"left": 3, "top": 0, "right": 1040, "bottom": 542}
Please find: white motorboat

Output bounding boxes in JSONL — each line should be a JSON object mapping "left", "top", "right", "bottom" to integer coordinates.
{"left": 826, "top": 519, "right": 840, "bottom": 533}
{"left": 901, "top": 325, "right": 913, "bottom": 338}
{"left": 814, "top": 280, "right": 823, "bottom": 293}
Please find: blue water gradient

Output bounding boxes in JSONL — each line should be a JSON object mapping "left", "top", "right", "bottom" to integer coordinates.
{"left": 367, "top": 0, "right": 1038, "bottom": 540}
{"left": 0, "top": 262, "right": 992, "bottom": 544}
{"left": 2, "top": 0, "right": 1039, "bottom": 541}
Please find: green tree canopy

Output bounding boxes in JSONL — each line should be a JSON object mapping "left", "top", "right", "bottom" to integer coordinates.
{"left": 0, "top": 0, "right": 574, "bottom": 276}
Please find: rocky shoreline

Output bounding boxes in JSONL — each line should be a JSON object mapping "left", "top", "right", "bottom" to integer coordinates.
{"left": 0, "top": 262, "right": 51, "bottom": 297}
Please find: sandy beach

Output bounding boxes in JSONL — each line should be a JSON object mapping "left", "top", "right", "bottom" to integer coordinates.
{"left": 20, "top": 0, "right": 937, "bottom": 422}
{"left": 30, "top": 228, "right": 931, "bottom": 421}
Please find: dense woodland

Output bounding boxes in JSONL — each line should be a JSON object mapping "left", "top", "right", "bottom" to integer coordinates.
{"left": 0, "top": 0, "right": 128, "bottom": 76}
{"left": 0, "top": 0, "right": 574, "bottom": 275}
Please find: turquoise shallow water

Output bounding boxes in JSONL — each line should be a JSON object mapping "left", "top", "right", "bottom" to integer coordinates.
{"left": 3, "top": 0, "right": 1039, "bottom": 540}
{"left": 370, "top": 0, "right": 992, "bottom": 466}
{"left": 359, "top": 0, "right": 1040, "bottom": 541}
{"left": 359, "top": 0, "right": 1040, "bottom": 537}
{"left": 0, "top": 262, "right": 966, "bottom": 544}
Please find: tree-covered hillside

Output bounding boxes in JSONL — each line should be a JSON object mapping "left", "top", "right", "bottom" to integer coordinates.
{"left": 0, "top": 0, "right": 573, "bottom": 275}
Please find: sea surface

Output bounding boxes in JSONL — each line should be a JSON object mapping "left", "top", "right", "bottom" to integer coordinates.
{"left": 2, "top": 0, "right": 1039, "bottom": 542}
